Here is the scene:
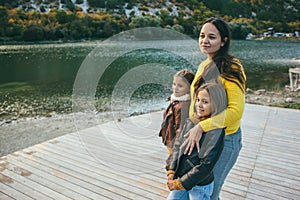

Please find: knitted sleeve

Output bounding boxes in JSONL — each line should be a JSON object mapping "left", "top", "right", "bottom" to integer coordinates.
{"left": 199, "top": 78, "right": 245, "bottom": 133}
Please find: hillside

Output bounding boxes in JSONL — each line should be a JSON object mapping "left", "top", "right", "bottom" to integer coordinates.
{"left": 2, "top": 0, "right": 194, "bottom": 18}
{"left": 3, "top": 0, "right": 298, "bottom": 21}
{"left": 0, "top": 0, "right": 299, "bottom": 42}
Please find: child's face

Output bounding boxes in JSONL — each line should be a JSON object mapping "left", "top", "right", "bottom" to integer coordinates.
{"left": 172, "top": 76, "right": 190, "bottom": 97}
{"left": 195, "top": 89, "right": 212, "bottom": 118}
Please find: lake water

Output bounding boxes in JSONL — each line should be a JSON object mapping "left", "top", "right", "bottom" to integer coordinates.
{"left": 0, "top": 39, "right": 299, "bottom": 119}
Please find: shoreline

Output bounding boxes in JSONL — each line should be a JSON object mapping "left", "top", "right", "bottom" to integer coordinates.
{"left": 1, "top": 36, "right": 299, "bottom": 45}
{"left": 245, "top": 87, "right": 300, "bottom": 109}
{"left": 0, "top": 110, "right": 118, "bottom": 157}
{"left": 1, "top": 88, "right": 299, "bottom": 157}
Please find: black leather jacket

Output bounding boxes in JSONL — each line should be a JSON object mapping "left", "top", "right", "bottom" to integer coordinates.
{"left": 166, "top": 118, "right": 225, "bottom": 191}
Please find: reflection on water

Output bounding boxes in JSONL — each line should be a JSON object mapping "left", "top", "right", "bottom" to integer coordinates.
{"left": 0, "top": 40, "right": 299, "bottom": 119}
{"left": 231, "top": 40, "right": 300, "bottom": 90}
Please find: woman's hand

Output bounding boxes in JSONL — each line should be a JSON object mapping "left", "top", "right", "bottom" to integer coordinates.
{"left": 180, "top": 124, "right": 203, "bottom": 155}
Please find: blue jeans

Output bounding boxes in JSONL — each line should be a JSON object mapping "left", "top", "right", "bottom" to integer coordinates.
{"left": 167, "top": 181, "right": 214, "bottom": 200}
{"left": 210, "top": 128, "right": 242, "bottom": 200}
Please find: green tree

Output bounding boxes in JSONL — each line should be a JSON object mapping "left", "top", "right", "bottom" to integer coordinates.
{"left": 288, "top": 21, "right": 300, "bottom": 32}
{"left": 0, "top": 0, "right": 19, "bottom": 8}
{"left": 0, "top": 6, "right": 8, "bottom": 36}
{"left": 172, "top": 24, "right": 184, "bottom": 33}
{"left": 6, "top": 23, "right": 23, "bottom": 39}
{"left": 16, "top": 9, "right": 28, "bottom": 20}
{"left": 23, "top": 24, "right": 45, "bottom": 41}
{"left": 229, "top": 22, "right": 254, "bottom": 39}
{"left": 44, "top": 26, "right": 58, "bottom": 40}
{"left": 76, "top": 0, "right": 84, "bottom": 4}
{"left": 66, "top": 0, "right": 76, "bottom": 12}
{"left": 103, "top": 21, "right": 113, "bottom": 37}
{"left": 55, "top": 10, "right": 68, "bottom": 24}
{"left": 88, "top": 0, "right": 106, "bottom": 8}
{"left": 129, "top": 16, "right": 161, "bottom": 28}
{"left": 107, "top": 0, "right": 121, "bottom": 9}
{"left": 180, "top": 17, "right": 196, "bottom": 36}
{"left": 159, "top": 9, "right": 173, "bottom": 27}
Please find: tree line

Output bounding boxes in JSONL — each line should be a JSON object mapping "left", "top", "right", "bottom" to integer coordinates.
{"left": 0, "top": 0, "right": 299, "bottom": 42}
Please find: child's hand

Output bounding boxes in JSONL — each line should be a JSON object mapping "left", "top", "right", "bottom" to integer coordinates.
{"left": 167, "top": 179, "right": 175, "bottom": 190}
{"left": 167, "top": 173, "right": 174, "bottom": 181}
{"left": 181, "top": 124, "right": 203, "bottom": 155}
{"left": 168, "top": 178, "right": 185, "bottom": 190}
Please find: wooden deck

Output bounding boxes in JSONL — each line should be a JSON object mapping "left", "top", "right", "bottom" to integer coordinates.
{"left": 0, "top": 104, "right": 300, "bottom": 199}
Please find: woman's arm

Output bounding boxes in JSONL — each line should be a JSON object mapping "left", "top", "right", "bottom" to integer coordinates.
{"left": 199, "top": 79, "right": 245, "bottom": 131}
{"left": 182, "top": 78, "right": 245, "bottom": 155}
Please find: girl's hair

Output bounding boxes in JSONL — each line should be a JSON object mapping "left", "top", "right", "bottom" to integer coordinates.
{"left": 195, "top": 81, "right": 228, "bottom": 117}
{"left": 175, "top": 69, "right": 195, "bottom": 85}
{"left": 197, "top": 17, "right": 246, "bottom": 92}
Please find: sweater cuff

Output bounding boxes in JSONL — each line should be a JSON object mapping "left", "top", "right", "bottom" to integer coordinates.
{"left": 166, "top": 170, "right": 175, "bottom": 176}
{"left": 174, "top": 178, "right": 185, "bottom": 190}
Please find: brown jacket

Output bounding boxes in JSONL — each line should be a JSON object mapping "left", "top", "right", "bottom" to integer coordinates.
{"left": 159, "top": 100, "right": 191, "bottom": 148}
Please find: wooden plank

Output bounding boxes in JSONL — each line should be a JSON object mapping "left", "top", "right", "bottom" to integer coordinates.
{"left": 73, "top": 131, "right": 167, "bottom": 163}
{"left": 221, "top": 184, "right": 247, "bottom": 198}
{"left": 3, "top": 156, "right": 96, "bottom": 200}
{"left": 54, "top": 133, "right": 167, "bottom": 173}
{"left": 254, "top": 155, "right": 300, "bottom": 173}
{"left": 254, "top": 163, "right": 300, "bottom": 181}
{"left": 1, "top": 104, "right": 300, "bottom": 199}
{"left": 245, "top": 192, "right": 274, "bottom": 200}
{"left": 39, "top": 142, "right": 168, "bottom": 194}
{"left": 77, "top": 123, "right": 164, "bottom": 150}
{"left": 0, "top": 168, "right": 55, "bottom": 200}
{"left": 9, "top": 151, "right": 137, "bottom": 200}
{"left": 250, "top": 174, "right": 300, "bottom": 198}
{"left": 18, "top": 146, "right": 167, "bottom": 199}
{"left": 0, "top": 191, "right": 14, "bottom": 200}
{"left": 247, "top": 179, "right": 299, "bottom": 200}
{"left": 47, "top": 137, "right": 168, "bottom": 183}
{"left": 221, "top": 190, "right": 245, "bottom": 200}
{"left": 47, "top": 135, "right": 168, "bottom": 188}
{"left": 46, "top": 137, "right": 165, "bottom": 177}
{"left": 0, "top": 181, "right": 33, "bottom": 200}
{"left": 256, "top": 148, "right": 300, "bottom": 163}
{"left": 225, "top": 172, "right": 251, "bottom": 187}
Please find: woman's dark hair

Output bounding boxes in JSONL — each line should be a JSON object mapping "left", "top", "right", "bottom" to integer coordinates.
{"left": 195, "top": 81, "right": 228, "bottom": 118}
{"left": 197, "top": 17, "right": 246, "bottom": 92}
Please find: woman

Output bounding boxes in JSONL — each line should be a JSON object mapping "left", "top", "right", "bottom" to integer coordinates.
{"left": 181, "top": 17, "right": 246, "bottom": 200}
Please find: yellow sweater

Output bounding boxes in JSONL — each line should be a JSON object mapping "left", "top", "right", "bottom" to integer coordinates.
{"left": 189, "top": 59, "right": 246, "bottom": 135}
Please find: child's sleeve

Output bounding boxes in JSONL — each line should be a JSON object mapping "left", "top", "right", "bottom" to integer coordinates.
{"left": 174, "top": 102, "right": 190, "bottom": 138}
{"left": 166, "top": 119, "right": 191, "bottom": 171}
{"left": 180, "top": 128, "right": 225, "bottom": 190}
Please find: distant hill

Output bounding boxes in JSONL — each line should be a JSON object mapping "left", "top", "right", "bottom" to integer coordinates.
{"left": 1, "top": 0, "right": 299, "bottom": 22}
{"left": 0, "top": 0, "right": 299, "bottom": 42}
{"left": 1, "top": 0, "right": 192, "bottom": 18}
